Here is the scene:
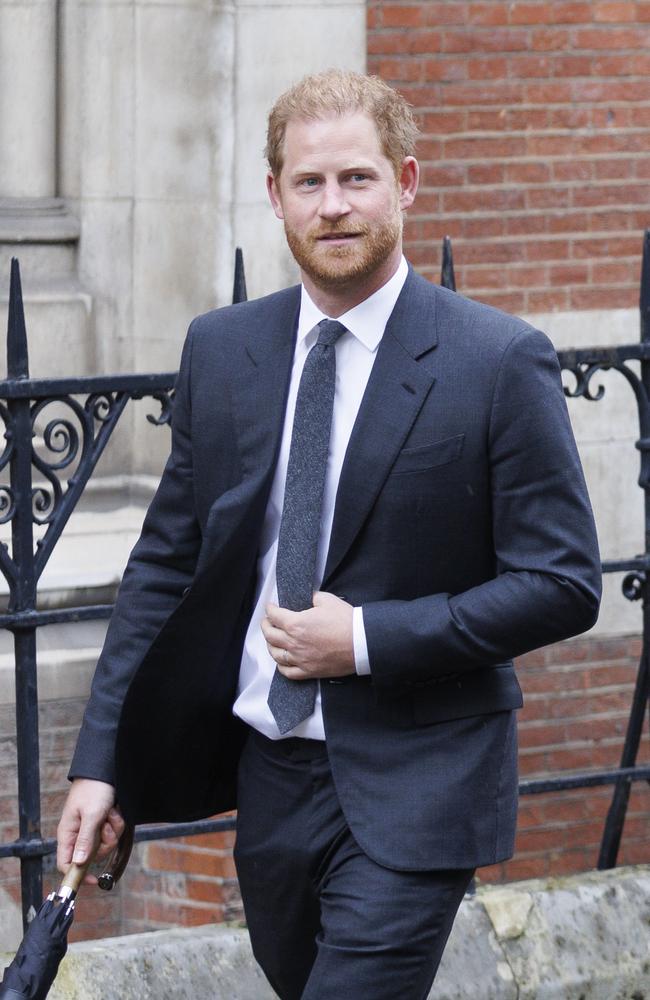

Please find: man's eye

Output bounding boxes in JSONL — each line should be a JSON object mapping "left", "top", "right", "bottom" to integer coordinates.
{"left": 350, "top": 174, "right": 368, "bottom": 183}
{"left": 301, "top": 178, "right": 319, "bottom": 188}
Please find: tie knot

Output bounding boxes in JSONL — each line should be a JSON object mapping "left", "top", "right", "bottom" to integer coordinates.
{"left": 316, "top": 319, "right": 347, "bottom": 347}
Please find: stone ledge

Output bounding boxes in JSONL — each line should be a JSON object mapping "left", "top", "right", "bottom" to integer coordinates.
{"left": 41, "top": 925, "right": 273, "bottom": 1000}
{"left": 3, "top": 866, "right": 646, "bottom": 999}
{"left": 440, "top": 865, "right": 650, "bottom": 999}
{"left": 0, "top": 199, "right": 80, "bottom": 244}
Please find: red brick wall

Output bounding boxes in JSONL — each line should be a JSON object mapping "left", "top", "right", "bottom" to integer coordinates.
{"left": 3, "top": 633, "right": 649, "bottom": 941}
{"left": 367, "top": 1, "right": 650, "bottom": 314}
{"left": 119, "top": 826, "right": 242, "bottom": 936}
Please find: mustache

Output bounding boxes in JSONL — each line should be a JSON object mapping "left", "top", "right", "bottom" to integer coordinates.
{"left": 311, "top": 224, "right": 370, "bottom": 240}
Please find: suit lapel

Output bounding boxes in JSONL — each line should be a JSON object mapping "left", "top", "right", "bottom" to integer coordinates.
{"left": 323, "top": 271, "right": 439, "bottom": 586}
{"left": 197, "top": 288, "right": 300, "bottom": 577}
{"left": 230, "top": 287, "right": 301, "bottom": 484}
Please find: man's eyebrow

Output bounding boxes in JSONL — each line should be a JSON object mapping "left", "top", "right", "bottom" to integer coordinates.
{"left": 290, "top": 163, "right": 379, "bottom": 177}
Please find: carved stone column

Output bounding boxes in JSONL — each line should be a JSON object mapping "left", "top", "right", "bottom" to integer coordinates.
{"left": 0, "top": 0, "right": 90, "bottom": 378}
{"left": 0, "top": 0, "right": 57, "bottom": 198}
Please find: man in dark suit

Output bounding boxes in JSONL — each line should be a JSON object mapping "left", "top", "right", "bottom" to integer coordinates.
{"left": 57, "top": 70, "right": 601, "bottom": 998}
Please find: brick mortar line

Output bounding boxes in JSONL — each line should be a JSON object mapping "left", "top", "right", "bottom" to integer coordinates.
{"left": 520, "top": 662, "right": 643, "bottom": 674}
{"left": 407, "top": 245, "right": 642, "bottom": 260}
{"left": 458, "top": 268, "right": 639, "bottom": 276}
{"left": 406, "top": 218, "right": 643, "bottom": 228}
{"left": 453, "top": 266, "right": 638, "bottom": 276}
{"left": 468, "top": 284, "right": 638, "bottom": 294}
{"left": 517, "top": 668, "right": 641, "bottom": 676}
{"left": 518, "top": 787, "right": 632, "bottom": 799}
{"left": 402, "top": 47, "right": 650, "bottom": 51}
{"left": 412, "top": 201, "right": 646, "bottom": 212}
{"left": 369, "top": 33, "right": 650, "bottom": 40}
{"left": 148, "top": 899, "right": 226, "bottom": 907}
{"left": 373, "top": 46, "right": 650, "bottom": 57}
{"left": 519, "top": 738, "right": 640, "bottom": 753}
{"left": 137, "top": 881, "right": 229, "bottom": 892}
{"left": 412, "top": 212, "right": 647, "bottom": 221}
{"left": 508, "top": 695, "right": 635, "bottom": 713}
{"left": 375, "top": 58, "right": 650, "bottom": 72}
{"left": 520, "top": 710, "right": 638, "bottom": 726}
{"left": 419, "top": 180, "right": 650, "bottom": 190}
{"left": 406, "top": 219, "right": 645, "bottom": 227}
{"left": 524, "top": 684, "right": 639, "bottom": 699}
{"left": 419, "top": 151, "right": 650, "bottom": 162}
{"left": 417, "top": 100, "right": 650, "bottom": 108}
{"left": 420, "top": 118, "right": 650, "bottom": 127}
{"left": 406, "top": 98, "right": 650, "bottom": 109}
{"left": 147, "top": 844, "right": 234, "bottom": 855}
{"left": 185, "top": 874, "right": 228, "bottom": 882}
{"left": 369, "top": 28, "right": 650, "bottom": 34}
{"left": 421, "top": 148, "right": 650, "bottom": 157}
{"left": 455, "top": 276, "right": 638, "bottom": 285}
{"left": 517, "top": 819, "right": 641, "bottom": 832}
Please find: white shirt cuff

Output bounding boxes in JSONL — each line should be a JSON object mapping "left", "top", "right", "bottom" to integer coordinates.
{"left": 352, "top": 606, "right": 371, "bottom": 675}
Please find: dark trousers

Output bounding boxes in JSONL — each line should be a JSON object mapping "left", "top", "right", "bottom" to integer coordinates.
{"left": 234, "top": 729, "right": 475, "bottom": 1000}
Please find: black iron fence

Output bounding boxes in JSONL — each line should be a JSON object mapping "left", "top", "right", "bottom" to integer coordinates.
{"left": 1, "top": 234, "right": 649, "bottom": 928}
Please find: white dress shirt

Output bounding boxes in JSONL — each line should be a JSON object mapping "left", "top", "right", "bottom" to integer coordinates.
{"left": 233, "top": 257, "right": 409, "bottom": 740}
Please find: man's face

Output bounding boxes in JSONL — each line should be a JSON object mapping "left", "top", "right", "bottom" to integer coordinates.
{"left": 267, "top": 111, "right": 417, "bottom": 294}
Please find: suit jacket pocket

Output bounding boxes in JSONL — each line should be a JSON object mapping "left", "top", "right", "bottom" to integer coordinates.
{"left": 411, "top": 664, "right": 523, "bottom": 725}
{"left": 390, "top": 433, "right": 465, "bottom": 476}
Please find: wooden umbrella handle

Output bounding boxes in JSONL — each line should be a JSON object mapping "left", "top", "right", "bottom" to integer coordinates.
{"left": 97, "top": 822, "right": 135, "bottom": 891}
{"left": 58, "top": 858, "right": 92, "bottom": 896}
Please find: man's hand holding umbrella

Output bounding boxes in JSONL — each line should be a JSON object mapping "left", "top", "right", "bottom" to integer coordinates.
{"left": 0, "top": 781, "right": 130, "bottom": 999}
{"left": 56, "top": 779, "right": 125, "bottom": 885}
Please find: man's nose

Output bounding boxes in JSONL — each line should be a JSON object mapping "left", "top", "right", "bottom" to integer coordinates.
{"left": 318, "top": 183, "right": 351, "bottom": 219}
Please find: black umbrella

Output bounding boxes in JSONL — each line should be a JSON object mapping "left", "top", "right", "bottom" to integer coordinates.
{"left": 0, "top": 825, "right": 133, "bottom": 1000}
{"left": 0, "top": 885, "right": 75, "bottom": 1000}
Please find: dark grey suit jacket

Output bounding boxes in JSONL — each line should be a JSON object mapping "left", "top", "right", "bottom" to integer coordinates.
{"left": 70, "top": 267, "right": 601, "bottom": 870}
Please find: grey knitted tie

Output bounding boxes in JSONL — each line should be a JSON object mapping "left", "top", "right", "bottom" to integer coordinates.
{"left": 268, "top": 319, "right": 347, "bottom": 734}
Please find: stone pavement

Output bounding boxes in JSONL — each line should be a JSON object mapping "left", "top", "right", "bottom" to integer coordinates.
{"left": 7, "top": 864, "right": 646, "bottom": 999}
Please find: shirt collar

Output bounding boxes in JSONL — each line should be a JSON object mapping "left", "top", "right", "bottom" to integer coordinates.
{"left": 297, "top": 256, "right": 409, "bottom": 352}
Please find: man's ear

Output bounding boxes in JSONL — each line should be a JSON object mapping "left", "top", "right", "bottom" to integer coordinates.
{"left": 267, "top": 172, "right": 285, "bottom": 220}
{"left": 398, "top": 157, "right": 419, "bottom": 211}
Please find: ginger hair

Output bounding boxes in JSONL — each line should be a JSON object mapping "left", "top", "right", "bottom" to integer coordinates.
{"left": 265, "top": 69, "right": 419, "bottom": 178}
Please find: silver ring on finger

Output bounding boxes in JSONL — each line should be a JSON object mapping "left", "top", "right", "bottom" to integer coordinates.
{"left": 283, "top": 648, "right": 290, "bottom": 665}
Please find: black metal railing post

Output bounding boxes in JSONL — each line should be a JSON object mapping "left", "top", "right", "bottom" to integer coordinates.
{"left": 597, "top": 230, "right": 650, "bottom": 868}
{"left": 440, "top": 235, "right": 456, "bottom": 291}
{"left": 232, "top": 246, "right": 248, "bottom": 304}
{"left": 6, "top": 261, "right": 43, "bottom": 924}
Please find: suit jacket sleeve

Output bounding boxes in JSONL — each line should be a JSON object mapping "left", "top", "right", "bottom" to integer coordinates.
{"left": 362, "top": 325, "right": 602, "bottom": 689}
{"left": 69, "top": 322, "right": 202, "bottom": 784}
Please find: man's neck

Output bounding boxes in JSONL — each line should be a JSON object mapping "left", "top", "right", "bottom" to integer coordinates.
{"left": 301, "top": 250, "right": 403, "bottom": 318}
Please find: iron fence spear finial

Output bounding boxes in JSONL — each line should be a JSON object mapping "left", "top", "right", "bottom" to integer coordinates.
{"left": 7, "top": 259, "right": 29, "bottom": 381}
{"left": 232, "top": 247, "right": 248, "bottom": 304}
{"left": 440, "top": 236, "right": 456, "bottom": 292}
